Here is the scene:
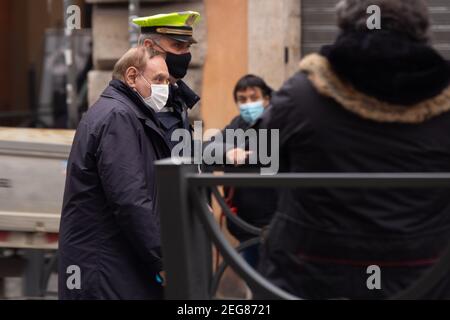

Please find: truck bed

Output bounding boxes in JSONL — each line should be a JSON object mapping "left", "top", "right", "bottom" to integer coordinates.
{"left": 0, "top": 127, "right": 75, "bottom": 249}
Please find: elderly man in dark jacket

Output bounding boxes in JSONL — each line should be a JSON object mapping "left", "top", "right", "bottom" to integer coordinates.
{"left": 58, "top": 47, "right": 171, "bottom": 300}
{"left": 258, "top": 0, "right": 450, "bottom": 299}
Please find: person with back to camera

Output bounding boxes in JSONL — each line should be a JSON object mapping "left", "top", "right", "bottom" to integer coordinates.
{"left": 257, "top": 0, "right": 450, "bottom": 299}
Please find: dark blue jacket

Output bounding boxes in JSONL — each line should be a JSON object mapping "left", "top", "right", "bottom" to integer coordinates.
{"left": 156, "top": 80, "right": 200, "bottom": 150}
{"left": 58, "top": 80, "right": 170, "bottom": 300}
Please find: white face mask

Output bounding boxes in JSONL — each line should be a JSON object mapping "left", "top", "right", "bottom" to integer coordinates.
{"left": 139, "top": 75, "right": 170, "bottom": 112}
{"left": 143, "top": 84, "right": 169, "bottom": 112}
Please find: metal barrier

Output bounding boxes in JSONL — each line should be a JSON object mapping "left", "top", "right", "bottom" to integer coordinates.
{"left": 155, "top": 158, "right": 450, "bottom": 300}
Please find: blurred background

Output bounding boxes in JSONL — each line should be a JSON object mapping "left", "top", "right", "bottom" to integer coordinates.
{"left": 0, "top": 0, "right": 449, "bottom": 299}
{"left": 1, "top": 0, "right": 449, "bottom": 130}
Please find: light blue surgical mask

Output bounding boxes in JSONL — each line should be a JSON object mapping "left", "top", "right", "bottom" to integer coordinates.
{"left": 239, "top": 100, "right": 265, "bottom": 124}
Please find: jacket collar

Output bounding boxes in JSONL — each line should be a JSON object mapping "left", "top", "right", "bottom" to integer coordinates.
{"left": 170, "top": 80, "right": 201, "bottom": 110}
{"left": 299, "top": 54, "right": 450, "bottom": 124}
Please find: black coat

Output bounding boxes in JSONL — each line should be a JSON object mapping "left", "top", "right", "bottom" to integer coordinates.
{"left": 222, "top": 116, "right": 278, "bottom": 242}
{"left": 258, "top": 33, "right": 450, "bottom": 299}
{"left": 58, "top": 80, "right": 171, "bottom": 300}
{"left": 156, "top": 80, "right": 200, "bottom": 150}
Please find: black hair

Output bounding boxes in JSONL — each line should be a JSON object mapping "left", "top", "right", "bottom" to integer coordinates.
{"left": 233, "top": 74, "right": 273, "bottom": 102}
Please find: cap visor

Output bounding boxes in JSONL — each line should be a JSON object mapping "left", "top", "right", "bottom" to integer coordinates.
{"left": 167, "top": 34, "right": 198, "bottom": 44}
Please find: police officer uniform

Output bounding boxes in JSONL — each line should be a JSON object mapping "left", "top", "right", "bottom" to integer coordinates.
{"left": 133, "top": 12, "right": 201, "bottom": 149}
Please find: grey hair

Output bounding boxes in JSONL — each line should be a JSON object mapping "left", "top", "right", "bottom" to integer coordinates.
{"left": 138, "top": 33, "right": 165, "bottom": 58}
{"left": 138, "top": 33, "right": 162, "bottom": 46}
{"left": 336, "top": 0, "right": 431, "bottom": 42}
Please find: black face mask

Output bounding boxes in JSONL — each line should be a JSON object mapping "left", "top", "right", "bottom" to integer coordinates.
{"left": 165, "top": 52, "right": 192, "bottom": 79}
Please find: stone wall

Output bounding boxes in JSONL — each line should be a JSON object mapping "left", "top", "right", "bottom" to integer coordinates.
{"left": 86, "top": 0, "right": 302, "bottom": 123}
{"left": 248, "top": 0, "right": 301, "bottom": 90}
{"left": 86, "top": 0, "right": 206, "bottom": 121}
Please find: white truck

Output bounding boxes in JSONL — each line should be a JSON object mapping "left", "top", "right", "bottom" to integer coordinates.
{"left": 0, "top": 127, "right": 74, "bottom": 298}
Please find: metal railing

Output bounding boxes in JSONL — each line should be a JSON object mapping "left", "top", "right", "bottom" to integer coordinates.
{"left": 155, "top": 158, "right": 450, "bottom": 300}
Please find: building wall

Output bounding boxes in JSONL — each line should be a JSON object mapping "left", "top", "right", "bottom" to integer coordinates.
{"left": 87, "top": 0, "right": 206, "bottom": 121}
{"left": 201, "top": 0, "right": 301, "bottom": 130}
{"left": 0, "top": 1, "right": 12, "bottom": 113}
{"left": 248, "top": 0, "right": 301, "bottom": 91}
{"left": 87, "top": 0, "right": 301, "bottom": 131}
{"left": 300, "top": 0, "right": 450, "bottom": 59}
{"left": 9, "top": 0, "right": 29, "bottom": 115}
{"left": 0, "top": 0, "right": 80, "bottom": 119}
{"left": 201, "top": 0, "right": 248, "bottom": 131}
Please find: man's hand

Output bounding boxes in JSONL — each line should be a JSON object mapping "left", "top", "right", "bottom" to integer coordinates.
{"left": 226, "top": 148, "right": 252, "bottom": 165}
{"left": 158, "top": 271, "right": 166, "bottom": 287}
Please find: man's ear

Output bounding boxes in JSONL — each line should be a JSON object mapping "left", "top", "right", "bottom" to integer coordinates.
{"left": 125, "top": 67, "right": 139, "bottom": 88}
{"left": 143, "top": 38, "right": 155, "bottom": 48}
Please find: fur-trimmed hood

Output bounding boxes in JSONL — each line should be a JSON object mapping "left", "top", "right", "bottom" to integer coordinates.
{"left": 299, "top": 53, "right": 450, "bottom": 124}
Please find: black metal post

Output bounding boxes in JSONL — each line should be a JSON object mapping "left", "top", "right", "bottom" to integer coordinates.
{"left": 157, "top": 165, "right": 450, "bottom": 300}
{"left": 155, "top": 159, "right": 212, "bottom": 300}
